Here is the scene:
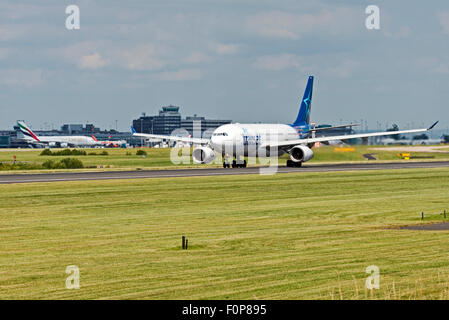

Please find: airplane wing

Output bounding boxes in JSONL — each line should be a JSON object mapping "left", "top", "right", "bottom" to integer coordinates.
{"left": 131, "top": 127, "right": 210, "bottom": 144}
{"left": 262, "top": 121, "right": 439, "bottom": 149}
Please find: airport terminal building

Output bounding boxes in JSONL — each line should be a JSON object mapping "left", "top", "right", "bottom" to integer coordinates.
{"left": 132, "top": 106, "right": 181, "bottom": 136}
{"left": 132, "top": 106, "right": 231, "bottom": 136}
{"left": 0, "top": 106, "right": 231, "bottom": 148}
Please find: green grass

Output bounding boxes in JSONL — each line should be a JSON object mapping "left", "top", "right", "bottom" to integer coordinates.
{"left": 1, "top": 168, "right": 449, "bottom": 299}
{"left": 0, "top": 148, "right": 178, "bottom": 171}
{"left": 1, "top": 145, "right": 448, "bottom": 173}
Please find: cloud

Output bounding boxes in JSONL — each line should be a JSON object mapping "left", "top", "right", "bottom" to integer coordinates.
{"left": 0, "top": 48, "right": 11, "bottom": 60}
{"left": 253, "top": 53, "right": 359, "bottom": 78}
{"left": 324, "top": 60, "right": 359, "bottom": 78}
{"left": 156, "top": 69, "right": 203, "bottom": 81}
{"left": 246, "top": 11, "right": 300, "bottom": 39}
{"left": 0, "top": 3, "right": 50, "bottom": 20}
{"left": 121, "top": 44, "right": 165, "bottom": 71}
{"left": 78, "top": 53, "right": 108, "bottom": 69}
{"left": 253, "top": 54, "right": 302, "bottom": 71}
{"left": 384, "top": 26, "right": 412, "bottom": 39}
{"left": 438, "top": 11, "right": 449, "bottom": 35}
{"left": 213, "top": 43, "right": 240, "bottom": 55}
{"left": 0, "top": 68, "right": 45, "bottom": 87}
{"left": 0, "top": 24, "right": 24, "bottom": 41}
{"left": 184, "top": 52, "right": 212, "bottom": 64}
{"left": 54, "top": 42, "right": 106, "bottom": 69}
{"left": 417, "top": 57, "right": 449, "bottom": 74}
{"left": 51, "top": 41, "right": 206, "bottom": 72}
{"left": 245, "top": 8, "right": 358, "bottom": 39}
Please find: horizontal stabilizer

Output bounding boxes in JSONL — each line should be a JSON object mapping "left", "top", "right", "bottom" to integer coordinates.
{"left": 310, "top": 124, "right": 359, "bottom": 132}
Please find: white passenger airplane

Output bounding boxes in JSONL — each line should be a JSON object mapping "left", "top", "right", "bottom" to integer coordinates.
{"left": 17, "top": 121, "right": 100, "bottom": 148}
{"left": 132, "top": 76, "right": 438, "bottom": 168}
{"left": 91, "top": 135, "right": 127, "bottom": 148}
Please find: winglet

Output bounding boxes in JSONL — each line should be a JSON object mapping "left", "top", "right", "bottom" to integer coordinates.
{"left": 131, "top": 126, "right": 136, "bottom": 134}
{"left": 428, "top": 121, "right": 439, "bottom": 130}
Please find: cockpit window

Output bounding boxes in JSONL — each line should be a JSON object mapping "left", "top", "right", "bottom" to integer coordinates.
{"left": 213, "top": 132, "right": 228, "bottom": 136}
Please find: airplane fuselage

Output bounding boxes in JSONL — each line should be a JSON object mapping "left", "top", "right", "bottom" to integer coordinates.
{"left": 210, "top": 123, "right": 303, "bottom": 157}
{"left": 29, "top": 135, "right": 99, "bottom": 147}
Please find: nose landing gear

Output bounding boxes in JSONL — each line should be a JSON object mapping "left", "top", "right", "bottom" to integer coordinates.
{"left": 223, "top": 154, "right": 231, "bottom": 168}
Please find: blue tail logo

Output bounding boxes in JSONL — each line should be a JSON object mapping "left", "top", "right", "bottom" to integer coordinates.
{"left": 292, "top": 76, "right": 313, "bottom": 127}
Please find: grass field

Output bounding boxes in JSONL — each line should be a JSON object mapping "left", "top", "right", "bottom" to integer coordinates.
{"left": 1, "top": 145, "right": 449, "bottom": 172}
{"left": 1, "top": 167, "right": 449, "bottom": 299}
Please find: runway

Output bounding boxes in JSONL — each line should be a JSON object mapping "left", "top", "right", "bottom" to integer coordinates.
{"left": 1, "top": 161, "right": 449, "bottom": 184}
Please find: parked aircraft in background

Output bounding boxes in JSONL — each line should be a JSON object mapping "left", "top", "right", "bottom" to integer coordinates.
{"left": 17, "top": 121, "right": 100, "bottom": 148}
{"left": 380, "top": 137, "right": 443, "bottom": 145}
{"left": 132, "top": 76, "right": 438, "bottom": 168}
{"left": 91, "top": 135, "right": 127, "bottom": 148}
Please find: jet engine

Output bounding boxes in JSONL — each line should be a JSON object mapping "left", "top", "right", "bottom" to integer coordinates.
{"left": 192, "top": 147, "right": 216, "bottom": 164}
{"left": 289, "top": 145, "right": 314, "bottom": 162}
{"left": 48, "top": 142, "right": 68, "bottom": 148}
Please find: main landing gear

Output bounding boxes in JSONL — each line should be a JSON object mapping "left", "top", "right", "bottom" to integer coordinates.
{"left": 286, "top": 160, "right": 302, "bottom": 168}
{"left": 223, "top": 157, "right": 247, "bottom": 168}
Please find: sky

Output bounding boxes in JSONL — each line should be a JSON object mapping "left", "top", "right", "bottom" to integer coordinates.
{"left": 1, "top": 0, "right": 449, "bottom": 132}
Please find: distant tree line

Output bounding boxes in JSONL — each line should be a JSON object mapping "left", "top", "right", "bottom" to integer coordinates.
{"left": 40, "top": 149, "right": 108, "bottom": 156}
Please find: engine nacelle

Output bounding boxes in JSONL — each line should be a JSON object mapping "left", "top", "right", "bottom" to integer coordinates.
{"left": 48, "top": 142, "right": 68, "bottom": 148}
{"left": 192, "top": 147, "right": 216, "bottom": 164}
{"left": 289, "top": 145, "right": 314, "bottom": 162}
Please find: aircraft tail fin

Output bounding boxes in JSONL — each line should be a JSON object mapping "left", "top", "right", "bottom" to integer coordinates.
{"left": 17, "top": 121, "right": 40, "bottom": 142}
{"left": 292, "top": 76, "right": 314, "bottom": 127}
